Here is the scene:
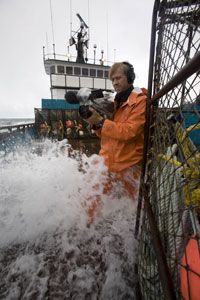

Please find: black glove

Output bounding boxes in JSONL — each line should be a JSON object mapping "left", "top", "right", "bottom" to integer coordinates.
{"left": 79, "top": 105, "right": 93, "bottom": 119}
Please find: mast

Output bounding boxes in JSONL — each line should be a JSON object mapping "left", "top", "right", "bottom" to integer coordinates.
{"left": 69, "top": 13, "right": 89, "bottom": 63}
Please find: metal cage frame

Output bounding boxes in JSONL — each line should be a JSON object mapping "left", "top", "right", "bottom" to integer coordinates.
{"left": 135, "top": 1, "right": 200, "bottom": 299}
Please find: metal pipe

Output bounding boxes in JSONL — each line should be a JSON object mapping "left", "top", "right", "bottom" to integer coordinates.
{"left": 151, "top": 51, "right": 200, "bottom": 103}
{"left": 143, "top": 184, "right": 177, "bottom": 300}
{"left": 53, "top": 43, "right": 56, "bottom": 59}
{"left": 135, "top": 0, "right": 159, "bottom": 238}
{"left": 43, "top": 46, "right": 45, "bottom": 61}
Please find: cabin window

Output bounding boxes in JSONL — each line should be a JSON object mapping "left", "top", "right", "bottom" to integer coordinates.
{"left": 97, "top": 70, "right": 103, "bottom": 78}
{"left": 57, "top": 65, "right": 65, "bottom": 74}
{"left": 50, "top": 66, "right": 55, "bottom": 74}
{"left": 104, "top": 70, "right": 109, "bottom": 78}
{"left": 82, "top": 68, "right": 89, "bottom": 76}
{"left": 74, "top": 67, "right": 81, "bottom": 75}
{"left": 66, "top": 66, "right": 73, "bottom": 75}
{"left": 90, "top": 69, "right": 96, "bottom": 77}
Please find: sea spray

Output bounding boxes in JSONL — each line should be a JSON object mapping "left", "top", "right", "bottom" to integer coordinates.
{"left": 0, "top": 139, "right": 88, "bottom": 246}
{"left": 0, "top": 138, "right": 139, "bottom": 299}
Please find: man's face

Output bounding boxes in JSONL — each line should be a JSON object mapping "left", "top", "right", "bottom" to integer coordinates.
{"left": 111, "top": 68, "right": 130, "bottom": 93}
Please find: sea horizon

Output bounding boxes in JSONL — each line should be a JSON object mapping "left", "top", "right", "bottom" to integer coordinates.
{"left": 0, "top": 117, "right": 34, "bottom": 127}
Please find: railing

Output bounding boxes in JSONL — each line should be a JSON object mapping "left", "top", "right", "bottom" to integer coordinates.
{"left": 0, "top": 122, "right": 37, "bottom": 153}
{"left": 0, "top": 123, "right": 35, "bottom": 140}
{"left": 0, "top": 123, "right": 35, "bottom": 134}
{"left": 43, "top": 52, "right": 113, "bottom": 66}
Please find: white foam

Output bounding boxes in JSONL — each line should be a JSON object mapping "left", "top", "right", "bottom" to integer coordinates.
{"left": 0, "top": 138, "right": 139, "bottom": 298}
{"left": 0, "top": 139, "right": 89, "bottom": 246}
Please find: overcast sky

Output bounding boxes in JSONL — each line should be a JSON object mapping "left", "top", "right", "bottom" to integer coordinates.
{"left": 0, "top": 0, "right": 154, "bottom": 118}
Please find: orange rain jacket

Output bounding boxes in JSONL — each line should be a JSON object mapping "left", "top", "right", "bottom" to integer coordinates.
{"left": 96, "top": 88, "right": 147, "bottom": 173}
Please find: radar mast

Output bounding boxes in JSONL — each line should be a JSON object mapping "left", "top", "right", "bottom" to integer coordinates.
{"left": 69, "top": 13, "right": 89, "bottom": 63}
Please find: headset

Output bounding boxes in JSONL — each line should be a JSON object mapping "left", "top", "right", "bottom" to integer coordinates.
{"left": 122, "top": 61, "right": 135, "bottom": 84}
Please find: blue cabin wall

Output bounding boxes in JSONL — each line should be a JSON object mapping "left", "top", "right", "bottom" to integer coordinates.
{"left": 42, "top": 99, "right": 79, "bottom": 110}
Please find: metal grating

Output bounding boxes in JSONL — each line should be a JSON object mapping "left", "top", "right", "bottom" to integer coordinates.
{"left": 136, "top": 1, "right": 200, "bottom": 299}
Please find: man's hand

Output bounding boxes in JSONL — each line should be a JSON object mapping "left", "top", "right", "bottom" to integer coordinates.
{"left": 85, "top": 107, "right": 104, "bottom": 126}
{"left": 79, "top": 106, "right": 104, "bottom": 127}
{"left": 79, "top": 105, "right": 92, "bottom": 119}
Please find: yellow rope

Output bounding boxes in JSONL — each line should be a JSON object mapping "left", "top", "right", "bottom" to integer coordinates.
{"left": 186, "top": 122, "right": 200, "bottom": 133}
{"left": 158, "top": 121, "right": 200, "bottom": 214}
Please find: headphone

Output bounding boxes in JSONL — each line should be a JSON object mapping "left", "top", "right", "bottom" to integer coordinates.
{"left": 122, "top": 61, "right": 135, "bottom": 84}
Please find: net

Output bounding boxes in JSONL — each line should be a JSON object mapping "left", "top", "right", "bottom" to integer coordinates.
{"left": 137, "top": 1, "right": 200, "bottom": 299}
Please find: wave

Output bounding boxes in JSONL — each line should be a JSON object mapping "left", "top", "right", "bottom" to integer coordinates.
{"left": 0, "top": 138, "right": 139, "bottom": 299}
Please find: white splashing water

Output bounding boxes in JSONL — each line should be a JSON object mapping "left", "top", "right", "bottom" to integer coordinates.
{"left": 0, "top": 138, "right": 139, "bottom": 299}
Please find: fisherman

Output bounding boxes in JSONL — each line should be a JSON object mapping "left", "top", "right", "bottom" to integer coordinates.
{"left": 79, "top": 61, "right": 147, "bottom": 222}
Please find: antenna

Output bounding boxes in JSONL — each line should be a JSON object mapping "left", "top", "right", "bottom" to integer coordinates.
{"left": 76, "top": 13, "right": 89, "bottom": 29}
{"left": 70, "top": 0, "right": 72, "bottom": 37}
{"left": 114, "top": 49, "right": 116, "bottom": 62}
{"left": 106, "top": 12, "right": 109, "bottom": 64}
{"left": 46, "top": 32, "right": 50, "bottom": 55}
{"left": 49, "top": 0, "right": 55, "bottom": 44}
{"left": 88, "top": 0, "right": 90, "bottom": 41}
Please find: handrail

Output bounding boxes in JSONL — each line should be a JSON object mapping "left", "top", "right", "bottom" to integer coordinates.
{"left": 0, "top": 122, "right": 35, "bottom": 132}
{"left": 43, "top": 53, "right": 113, "bottom": 66}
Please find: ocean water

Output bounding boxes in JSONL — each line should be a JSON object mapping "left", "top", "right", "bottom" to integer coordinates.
{"left": 0, "top": 118, "right": 34, "bottom": 127}
{"left": 0, "top": 120, "right": 139, "bottom": 299}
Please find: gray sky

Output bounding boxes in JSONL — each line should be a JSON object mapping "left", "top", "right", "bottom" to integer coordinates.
{"left": 0, "top": 0, "right": 154, "bottom": 118}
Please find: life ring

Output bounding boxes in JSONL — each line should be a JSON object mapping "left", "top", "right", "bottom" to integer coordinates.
{"left": 180, "top": 237, "right": 200, "bottom": 300}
